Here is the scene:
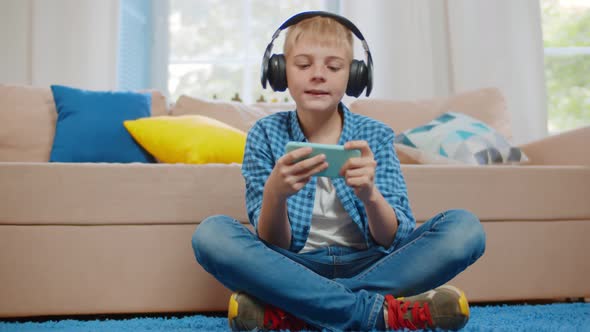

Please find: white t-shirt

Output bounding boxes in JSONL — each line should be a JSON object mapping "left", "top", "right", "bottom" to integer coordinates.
{"left": 301, "top": 177, "right": 367, "bottom": 253}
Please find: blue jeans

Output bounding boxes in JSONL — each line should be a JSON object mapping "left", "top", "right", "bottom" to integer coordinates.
{"left": 192, "top": 209, "right": 485, "bottom": 331}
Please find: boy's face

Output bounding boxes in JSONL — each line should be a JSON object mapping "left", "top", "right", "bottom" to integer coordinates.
{"left": 286, "top": 35, "right": 350, "bottom": 115}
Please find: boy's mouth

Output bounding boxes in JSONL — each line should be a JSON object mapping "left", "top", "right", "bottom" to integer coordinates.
{"left": 305, "top": 89, "right": 330, "bottom": 96}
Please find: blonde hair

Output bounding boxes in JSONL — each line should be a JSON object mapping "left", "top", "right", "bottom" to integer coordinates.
{"left": 283, "top": 16, "right": 353, "bottom": 61}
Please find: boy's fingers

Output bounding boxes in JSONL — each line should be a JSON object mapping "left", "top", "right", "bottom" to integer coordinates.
{"left": 340, "top": 157, "right": 377, "bottom": 176}
{"left": 343, "top": 167, "right": 372, "bottom": 179}
{"left": 344, "top": 140, "right": 373, "bottom": 158}
{"left": 303, "top": 161, "right": 328, "bottom": 180}
{"left": 292, "top": 154, "right": 326, "bottom": 175}
{"left": 282, "top": 147, "right": 313, "bottom": 165}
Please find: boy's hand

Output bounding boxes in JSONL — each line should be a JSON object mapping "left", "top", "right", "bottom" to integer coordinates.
{"left": 266, "top": 147, "right": 328, "bottom": 199}
{"left": 340, "top": 140, "right": 378, "bottom": 203}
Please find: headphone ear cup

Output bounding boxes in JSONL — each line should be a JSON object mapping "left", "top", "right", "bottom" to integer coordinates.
{"left": 268, "top": 54, "right": 287, "bottom": 92}
{"left": 347, "top": 60, "right": 368, "bottom": 97}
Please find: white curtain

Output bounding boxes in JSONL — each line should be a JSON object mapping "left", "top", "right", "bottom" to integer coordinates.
{"left": 341, "top": 0, "right": 548, "bottom": 144}
{"left": 1, "top": 0, "right": 119, "bottom": 90}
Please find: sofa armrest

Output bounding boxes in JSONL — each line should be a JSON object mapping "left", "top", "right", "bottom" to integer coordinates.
{"left": 519, "top": 126, "right": 590, "bottom": 166}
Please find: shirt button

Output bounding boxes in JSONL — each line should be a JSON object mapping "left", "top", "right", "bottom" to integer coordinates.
{"left": 307, "top": 192, "right": 312, "bottom": 198}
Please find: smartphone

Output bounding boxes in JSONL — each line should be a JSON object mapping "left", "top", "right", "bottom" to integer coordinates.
{"left": 285, "top": 141, "right": 361, "bottom": 178}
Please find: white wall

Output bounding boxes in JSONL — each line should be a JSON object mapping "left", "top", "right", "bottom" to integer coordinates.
{"left": 0, "top": 0, "right": 119, "bottom": 90}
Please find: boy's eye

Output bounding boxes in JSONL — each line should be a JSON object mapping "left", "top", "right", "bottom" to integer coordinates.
{"left": 328, "top": 66, "right": 342, "bottom": 72}
{"left": 296, "top": 64, "right": 310, "bottom": 69}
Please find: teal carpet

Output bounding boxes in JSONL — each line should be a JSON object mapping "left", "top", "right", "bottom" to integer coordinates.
{"left": 1, "top": 303, "right": 589, "bottom": 331}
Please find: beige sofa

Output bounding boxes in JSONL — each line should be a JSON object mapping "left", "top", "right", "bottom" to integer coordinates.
{"left": 1, "top": 85, "right": 589, "bottom": 318}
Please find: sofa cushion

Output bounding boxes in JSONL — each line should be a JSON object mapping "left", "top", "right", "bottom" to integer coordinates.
{"left": 349, "top": 87, "right": 512, "bottom": 140}
{"left": 0, "top": 85, "right": 57, "bottom": 162}
{"left": 0, "top": 163, "right": 588, "bottom": 225}
{"left": 395, "top": 112, "right": 528, "bottom": 165}
{"left": 50, "top": 85, "right": 155, "bottom": 163}
{"left": 170, "top": 95, "right": 294, "bottom": 132}
{"left": 0, "top": 162, "right": 248, "bottom": 225}
{"left": 143, "top": 89, "right": 169, "bottom": 117}
{"left": 0, "top": 84, "right": 168, "bottom": 162}
{"left": 124, "top": 115, "right": 247, "bottom": 164}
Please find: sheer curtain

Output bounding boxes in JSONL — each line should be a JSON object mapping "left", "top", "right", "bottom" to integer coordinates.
{"left": 342, "top": 0, "right": 548, "bottom": 144}
{"left": 32, "top": 0, "right": 119, "bottom": 90}
{"left": 1, "top": 0, "right": 119, "bottom": 90}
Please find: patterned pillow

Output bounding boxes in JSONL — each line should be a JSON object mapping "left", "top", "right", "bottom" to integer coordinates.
{"left": 394, "top": 112, "right": 528, "bottom": 165}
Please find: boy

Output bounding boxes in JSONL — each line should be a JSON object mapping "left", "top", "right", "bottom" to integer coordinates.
{"left": 192, "top": 12, "right": 485, "bottom": 331}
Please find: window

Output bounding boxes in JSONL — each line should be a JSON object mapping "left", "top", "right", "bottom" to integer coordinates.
{"left": 541, "top": 0, "right": 590, "bottom": 133}
{"left": 162, "top": 0, "right": 339, "bottom": 103}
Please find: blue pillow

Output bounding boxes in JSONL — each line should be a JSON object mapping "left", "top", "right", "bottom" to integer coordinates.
{"left": 50, "top": 85, "right": 155, "bottom": 163}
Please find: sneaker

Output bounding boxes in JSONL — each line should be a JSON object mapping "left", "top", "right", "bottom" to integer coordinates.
{"left": 383, "top": 285, "right": 470, "bottom": 331}
{"left": 228, "top": 291, "right": 309, "bottom": 331}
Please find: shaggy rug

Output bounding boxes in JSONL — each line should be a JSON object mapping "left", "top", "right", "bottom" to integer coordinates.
{"left": 0, "top": 302, "right": 588, "bottom": 331}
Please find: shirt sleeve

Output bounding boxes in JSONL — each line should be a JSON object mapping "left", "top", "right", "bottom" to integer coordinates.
{"left": 241, "top": 122, "right": 274, "bottom": 232}
{"left": 373, "top": 129, "right": 416, "bottom": 252}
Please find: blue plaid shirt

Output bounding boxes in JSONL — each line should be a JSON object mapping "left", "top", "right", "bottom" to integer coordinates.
{"left": 241, "top": 103, "right": 416, "bottom": 253}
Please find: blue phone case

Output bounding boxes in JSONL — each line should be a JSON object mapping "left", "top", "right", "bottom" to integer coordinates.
{"left": 285, "top": 142, "right": 361, "bottom": 178}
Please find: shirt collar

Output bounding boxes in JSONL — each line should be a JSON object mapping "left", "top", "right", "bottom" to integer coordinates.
{"left": 289, "top": 102, "right": 353, "bottom": 143}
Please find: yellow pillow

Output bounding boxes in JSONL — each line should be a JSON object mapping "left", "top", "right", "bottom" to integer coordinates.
{"left": 123, "top": 115, "right": 247, "bottom": 164}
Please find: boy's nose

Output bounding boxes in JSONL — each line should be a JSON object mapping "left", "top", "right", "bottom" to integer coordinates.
{"left": 311, "top": 65, "right": 327, "bottom": 82}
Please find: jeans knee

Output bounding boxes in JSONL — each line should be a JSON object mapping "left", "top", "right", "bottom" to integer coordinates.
{"left": 192, "top": 215, "right": 235, "bottom": 262}
{"left": 444, "top": 209, "right": 486, "bottom": 262}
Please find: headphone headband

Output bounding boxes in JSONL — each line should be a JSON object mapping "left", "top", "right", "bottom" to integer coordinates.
{"left": 277, "top": 11, "right": 367, "bottom": 43}
{"left": 261, "top": 11, "right": 373, "bottom": 97}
